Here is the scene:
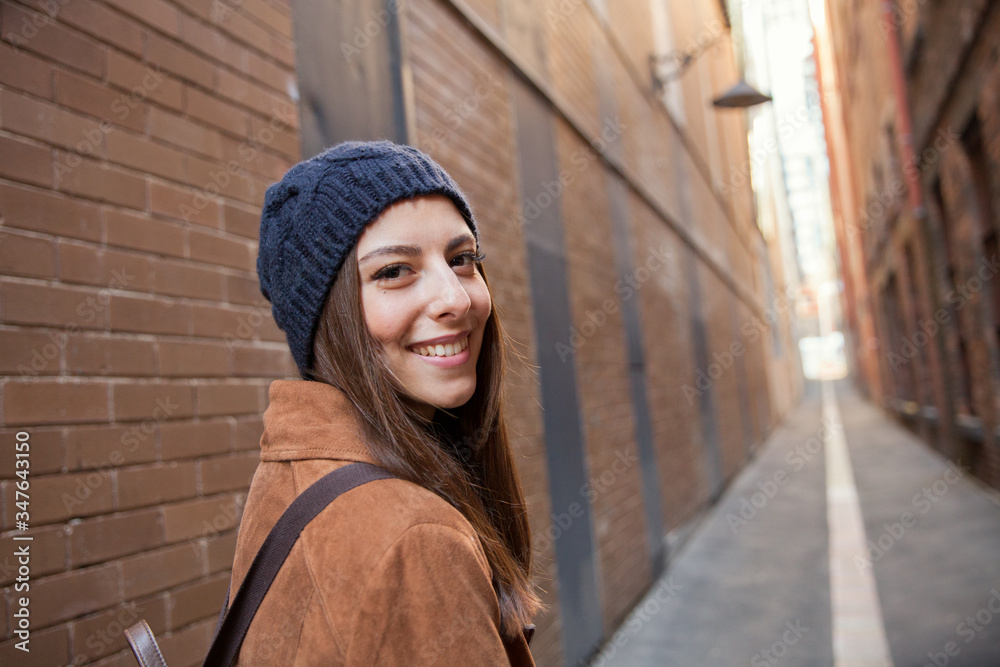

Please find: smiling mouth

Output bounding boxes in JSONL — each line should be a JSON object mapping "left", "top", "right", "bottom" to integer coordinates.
{"left": 410, "top": 335, "right": 470, "bottom": 358}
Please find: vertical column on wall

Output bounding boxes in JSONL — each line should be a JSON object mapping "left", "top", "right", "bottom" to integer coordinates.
{"left": 291, "top": 0, "right": 408, "bottom": 157}
{"left": 730, "top": 293, "right": 755, "bottom": 454}
{"left": 510, "top": 77, "right": 604, "bottom": 666}
{"left": 687, "top": 249, "right": 725, "bottom": 498}
{"left": 593, "top": 39, "right": 665, "bottom": 574}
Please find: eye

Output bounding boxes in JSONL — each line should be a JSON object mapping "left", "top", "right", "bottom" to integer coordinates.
{"left": 371, "top": 263, "right": 412, "bottom": 282}
{"left": 451, "top": 250, "right": 486, "bottom": 269}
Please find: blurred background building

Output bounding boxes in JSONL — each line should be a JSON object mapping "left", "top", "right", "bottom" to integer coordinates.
{"left": 814, "top": 0, "right": 1000, "bottom": 491}
{"left": 0, "top": 0, "right": 804, "bottom": 665}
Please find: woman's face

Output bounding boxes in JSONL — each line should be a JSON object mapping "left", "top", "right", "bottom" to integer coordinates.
{"left": 357, "top": 194, "right": 491, "bottom": 418}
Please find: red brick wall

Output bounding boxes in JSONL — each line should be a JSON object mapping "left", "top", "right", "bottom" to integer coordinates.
{"left": 0, "top": 0, "right": 300, "bottom": 663}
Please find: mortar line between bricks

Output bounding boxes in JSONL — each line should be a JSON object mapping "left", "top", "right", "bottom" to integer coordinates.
{"left": 823, "top": 380, "right": 894, "bottom": 667}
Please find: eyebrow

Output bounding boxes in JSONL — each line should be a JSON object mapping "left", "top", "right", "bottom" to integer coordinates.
{"left": 358, "top": 233, "right": 475, "bottom": 264}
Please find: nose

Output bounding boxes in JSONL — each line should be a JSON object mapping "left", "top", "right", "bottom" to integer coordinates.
{"left": 425, "top": 262, "right": 472, "bottom": 320}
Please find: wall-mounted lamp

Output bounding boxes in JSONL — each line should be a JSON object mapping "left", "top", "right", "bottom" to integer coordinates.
{"left": 712, "top": 79, "right": 772, "bottom": 108}
{"left": 649, "top": 34, "right": 772, "bottom": 109}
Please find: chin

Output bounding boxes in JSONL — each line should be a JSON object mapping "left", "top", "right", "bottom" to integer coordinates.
{"left": 422, "top": 382, "right": 477, "bottom": 411}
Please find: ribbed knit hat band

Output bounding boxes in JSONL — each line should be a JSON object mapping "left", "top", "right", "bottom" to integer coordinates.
{"left": 256, "top": 140, "right": 479, "bottom": 377}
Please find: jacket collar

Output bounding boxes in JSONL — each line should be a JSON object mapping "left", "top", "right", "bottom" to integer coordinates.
{"left": 259, "top": 379, "right": 377, "bottom": 464}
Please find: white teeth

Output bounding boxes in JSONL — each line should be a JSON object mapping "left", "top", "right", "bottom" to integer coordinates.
{"left": 414, "top": 336, "right": 469, "bottom": 357}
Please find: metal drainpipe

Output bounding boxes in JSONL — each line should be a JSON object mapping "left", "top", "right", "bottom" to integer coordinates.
{"left": 879, "top": 0, "right": 959, "bottom": 456}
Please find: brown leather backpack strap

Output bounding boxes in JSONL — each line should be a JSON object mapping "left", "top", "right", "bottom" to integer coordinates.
{"left": 203, "top": 461, "right": 395, "bottom": 667}
{"left": 124, "top": 619, "right": 168, "bottom": 667}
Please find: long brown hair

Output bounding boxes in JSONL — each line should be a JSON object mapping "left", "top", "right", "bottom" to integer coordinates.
{"left": 309, "top": 243, "right": 543, "bottom": 636}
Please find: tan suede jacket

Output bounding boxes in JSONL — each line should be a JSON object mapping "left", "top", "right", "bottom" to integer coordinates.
{"left": 228, "top": 379, "right": 536, "bottom": 666}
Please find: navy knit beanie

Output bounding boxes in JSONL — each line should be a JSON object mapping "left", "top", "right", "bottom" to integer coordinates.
{"left": 256, "top": 139, "right": 479, "bottom": 377}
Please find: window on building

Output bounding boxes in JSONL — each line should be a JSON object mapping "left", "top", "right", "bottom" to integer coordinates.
{"left": 932, "top": 178, "right": 977, "bottom": 416}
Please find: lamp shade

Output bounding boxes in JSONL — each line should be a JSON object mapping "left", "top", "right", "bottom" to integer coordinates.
{"left": 712, "top": 79, "right": 772, "bottom": 108}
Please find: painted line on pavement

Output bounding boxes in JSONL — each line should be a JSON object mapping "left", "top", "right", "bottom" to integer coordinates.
{"left": 823, "top": 380, "right": 894, "bottom": 666}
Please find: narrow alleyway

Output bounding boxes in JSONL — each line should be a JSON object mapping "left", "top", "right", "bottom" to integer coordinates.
{"left": 595, "top": 380, "right": 1000, "bottom": 666}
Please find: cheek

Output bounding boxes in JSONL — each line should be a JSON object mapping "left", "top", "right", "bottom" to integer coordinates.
{"left": 362, "top": 290, "right": 412, "bottom": 348}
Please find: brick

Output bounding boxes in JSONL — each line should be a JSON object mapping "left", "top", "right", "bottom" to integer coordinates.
{"left": 225, "top": 274, "right": 265, "bottom": 306}
{"left": 239, "top": 0, "right": 293, "bottom": 39}
{"left": 0, "top": 229, "right": 57, "bottom": 279}
{"left": 105, "top": 129, "right": 187, "bottom": 182}
{"left": 188, "top": 229, "right": 253, "bottom": 271}
{"left": 199, "top": 452, "right": 258, "bottom": 494}
{"left": 245, "top": 49, "right": 293, "bottom": 93}
{"left": 150, "top": 179, "right": 222, "bottom": 228}
{"left": 214, "top": 67, "right": 278, "bottom": 119}
{"left": 162, "top": 494, "right": 242, "bottom": 542}
{"left": 248, "top": 104, "right": 300, "bottom": 154}
{"left": 195, "top": 382, "right": 261, "bottom": 416}
{"left": 41, "top": 0, "right": 144, "bottom": 56}
{"left": 29, "top": 563, "right": 120, "bottom": 627}
{"left": 0, "top": 134, "right": 53, "bottom": 188}
{"left": 106, "top": 51, "right": 183, "bottom": 112}
{"left": 0, "top": 525, "right": 65, "bottom": 586}
{"left": 221, "top": 202, "right": 261, "bottom": 239}
{"left": 230, "top": 345, "right": 291, "bottom": 377}
{"left": 156, "top": 617, "right": 214, "bottom": 666}
{"left": 2, "top": 379, "right": 109, "bottom": 427}
{"left": 68, "top": 508, "right": 164, "bottom": 566}
{"left": 205, "top": 529, "right": 237, "bottom": 573}
{"left": 117, "top": 461, "right": 198, "bottom": 511}
{"left": 3, "top": 467, "right": 112, "bottom": 526}
{"left": 111, "top": 381, "right": 194, "bottom": 422}
{"left": 186, "top": 303, "right": 248, "bottom": 339}
{"left": 0, "top": 623, "right": 69, "bottom": 665}
{"left": 1, "top": 279, "right": 109, "bottom": 329}
{"left": 121, "top": 542, "right": 205, "bottom": 600}
{"left": 216, "top": 9, "right": 271, "bottom": 54}
{"left": 167, "top": 572, "right": 229, "bottom": 630}
{"left": 160, "top": 419, "right": 232, "bottom": 460}
{"left": 0, "top": 182, "right": 102, "bottom": 242}
{"left": 0, "top": 41, "right": 53, "bottom": 98}
{"left": 105, "top": 209, "right": 186, "bottom": 258}
{"left": 185, "top": 85, "right": 250, "bottom": 137}
{"left": 186, "top": 154, "right": 258, "bottom": 205}
{"left": 103, "top": 0, "right": 180, "bottom": 38}
{"left": 108, "top": 293, "right": 193, "bottom": 336}
{"left": 65, "top": 334, "right": 158, "bottom": 377}
{"left": 65, "top": 423, "right": 158, "bottom": 470}
{"left": 159, "top": 340, "right": 229, "bottom": 377}
{"left": 0, "top": 3, "right": 104, "bottom": 77}
{"left": 55, "top": 69, "right": 146, "bottom": 133}
{"left": 68, "top": 597, "right": 166, "bottom": 662}
{"left": 234, "top": 417, "right": 262, "bottom": 451}
{"left": 178, "top": 12, "right": 248, "bottom": 72}
{"left": 257, "top": 316, "right": 286, "bottom": 342}
{"left": 149, "top": 107, "right": 224, "bottom": 160}
{"left": 57, "top": 241, "right": 155, "bottom": 290}
{"left": 0, "top": 88, "right": 108, "bottom": 152}
{"left": 173, "top": 0, "right": 215, "bottom": 21}
{"left": 56, "top": 156, "right": 147, "bottom": 209}
{"left": 150, "top": 259, "right": 224, "bottom": 303}
{"left": 147, "top": 31, "right": 213, "bottom": 89}
{"left": 0, "top": 426, "right": 63, "bottom": 477}
{"left": 0, "top": 328, "right": 64, "bottom": 375}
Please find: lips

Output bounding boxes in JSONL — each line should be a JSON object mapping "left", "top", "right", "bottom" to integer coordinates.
{"left": 410, "top": 335, "right": 470, "bottom": 358}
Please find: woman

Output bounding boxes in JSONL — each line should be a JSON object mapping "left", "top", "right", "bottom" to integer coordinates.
{"left": 229, "top": 140, "right": 542, "bottom": 665}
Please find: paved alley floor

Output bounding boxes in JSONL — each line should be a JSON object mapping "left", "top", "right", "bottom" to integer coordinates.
{"left": 595, "top": 379, "right": 1000, "bottom": 667}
